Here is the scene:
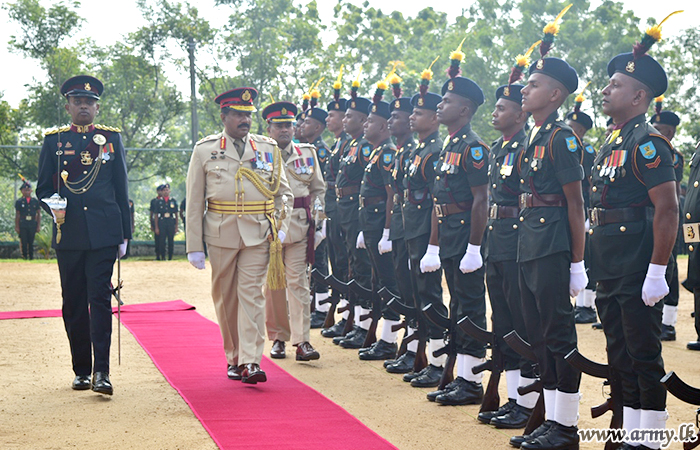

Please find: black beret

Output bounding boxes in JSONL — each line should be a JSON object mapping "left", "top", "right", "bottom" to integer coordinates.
{"left": 20, "top": 181, "right": 31, "bottom": 190}
{"left": 651, "top": 110, "right": 680, "bottom": 127}
{"left": 347, "top": 97, "right": 371, "bottom": 115}
{"left": 61, "top": 75, "right": 103, "bottom": 99}
{"left": 565, "top": 111, "right": 593, "bottom": 130}
{"left": 441, "top": 77, "right": 484, "bottom": 106}
{"left": 262, "top": 101, "right": 297, "bottom": 122}
{"left": 495, "top": 84, "right": 524, "bottom": 104}
{"left": 410, "top": 92, "right": 442, "bottom": 111}
{"left": 305, "top": 107, "right": 328, "bottom": 125}
{"left": 296, "top": 111, "right": 306, "bottom": 121}
{"left": 389, "top": 98, "right": 413, "bottom": 114}
{"left": 368, "top": 101, "right": 391, "bottom": 120}
{"left": 607, "top": 53, "right": 667, "bottom": 98}
{"left": 528, "top": 58, "right": 578, "bottom": 94}
{"left": 327, "top": 98, "right": 347, "bottom": 112}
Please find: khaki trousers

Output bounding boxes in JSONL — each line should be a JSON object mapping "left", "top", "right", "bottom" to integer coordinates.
{"left": 265, "top": 237, "right": 310, "bottom": 345}
{"left": 208, "top": 242, "right": 269, "bottom": 366}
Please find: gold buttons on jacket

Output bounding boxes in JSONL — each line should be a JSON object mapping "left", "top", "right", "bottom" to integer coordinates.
{"left": 520, "top": 179, "right": 525, "bottom": 184}
{"left": 436, "top": 176, "right": 441, "bottom": 180}
{"left": 519, "top": 217, "right": 524, "bottom": 222}
{"left": 539, "top": 217, "right": 545, "bottom": 223}
{"left": 83, "top": 206, "right": 88, "bottom": 210}
{"left": 492, "top": 184, "right": 497, "bottom": 189}
{"left": 687, "top": 213, "right": 692, "bottom": 220}
{"left": 489, "top": 225, "right": 493, "bottom": 231}
{"left": 592, "top": 186, "right": 597, "bottom": 192}
{"left": 619, "top": 226, "right": 626, "bottom": 232}
{"left": 588, "top": 229, "right": 594, "bottom": 235}
{"left": 417, "top": 205, "right": 421, "bottom": 209}
{"left": 524, "top": 158, "right": 528, "bottom": 163}
{"left": 512, "top": 224, "right": 518, "bottom": 230}
{"left": 695, "top": 181, "right": 699, "bottom": 188}
{"left": 690, "top": 245, "right": 695, "bottom": 252}
{"left": 460, "top": 220, "right": 465, "bottom": 224}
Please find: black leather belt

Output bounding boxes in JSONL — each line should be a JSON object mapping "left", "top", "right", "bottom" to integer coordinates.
{"left": 434, "top": 201, "right": 473, "bottom": 218}
{"left": 589, "top": 207, "right": 652, "bottom": 227}
{"left": 359, "top": 195, "right": 386, "bottom": 207}
{"left": 519, "top": 193, "right": 567, "bottom": 209}
{"left": 489, "top": 204, "right": 519, "bottom": 219}
{"left": 336, "top": 185, "right": 360, "bottom": 198}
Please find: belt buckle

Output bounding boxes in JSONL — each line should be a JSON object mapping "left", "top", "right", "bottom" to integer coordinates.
{"left": 590, "top": 208, "right": 599, "bottom": 227}
{"left": 335, "top": 186, "right": 341, "bottom": 198}
{"left": 393, "top": 193, "right": 399, "bottom": 204}
{"left": 359, "top": 196, "right": 365, "bottom": 208}
{"left": 489, "top": 204, "right": 498, "bottom": 219}
{"left": 434, "top": 204, "right": 444, "bottom": 218}
{"left": 518, "top": 194, "right": 527, "bottom": 210}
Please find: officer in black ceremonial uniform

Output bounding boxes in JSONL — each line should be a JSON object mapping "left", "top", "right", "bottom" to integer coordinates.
{"left": 301, "top": 105, "right": 331, "bottom": 328}
{"left": 155, "top": 183, "right": 178, "bottom": 260}
{"left": 516, "top": 56, "right": 586, "bottom": 450}
{"left": 335, "top": 92, "right": 374, "bottom": 348}
{"left": 401, "top": 89, "right": 447, "bottom": 381}
{"left": 482, "top": 84, "right": 538, "bottom": 429}
{"left": 320, "top": 95, "right": 351, "bottom": 337}
{"left": 565, "top": 91, "right": 599, "bottom": 325}
{"left": 381, "top": 85, "right": 418, "bottom": 372}
{"left": 36, "top": 75, "right": 131, "bottom": 396}
{"left": 15, "top": 179, "right": 41, "bottom": 260}
{"left": 650, "top": 103, "right": 683, "bottom": 341}
{"left": 590, "top": 33, "right": 678, "bottom": 447}
{"left": 150, "top": 185, "right": 163, "bottom": 259}
{"left": 684, "top": 141, "right": 700, "bottom": 351}
{"left": 421, "top": 51, "right": 489, "bottom": 404}
{"left": 356, "top": 89, "right": 401, "bottom": 361}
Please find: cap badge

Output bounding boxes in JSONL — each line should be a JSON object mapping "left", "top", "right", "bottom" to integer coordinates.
{"left": 394, "top": 100, "right": 400, "bottom": 109}
{"left": 242, "top": 90, "right": 251, "bottom": 101}
{"left": 536, "top": 59, "right": 544, "bottom": 70}
{"left": 572, "top": 113, "right": 577, "bottom": 120}
{"left": 335, "top": 103, "right": 339, "bottom": 109}
{"left": 84, "top": 82, "right": 91, "bottom": 91}
{"left": 625, "top": 61, "right": 635, "bottom": 73}
{"left": 503, "top": 86, "right": 510, "bottom": 97}
{"left": 281, "top": 107, "right": 287, "bottom": 115}
{"left": 417, "top": 98, "right": 424, "bottom": 106}
{"left": 447, "top": 81, "right": 454, "bottom": 91}
{"left": 372, "top": 105, "right": 377, "bottom": 112}
{"left": 350, "top": 101, "right": 356, "bottom": 108}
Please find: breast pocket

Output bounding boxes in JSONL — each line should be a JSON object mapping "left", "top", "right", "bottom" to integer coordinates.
{"left": 206, "top": 161, "right": 230, "bottom": 185}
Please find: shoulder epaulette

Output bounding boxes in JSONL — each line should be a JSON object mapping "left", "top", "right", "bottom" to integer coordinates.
{"left": 95, "top": 124, "right": 122, "bottom": 132}
{"left": 297, "top": 142, "right": 316, "bottom": 150}
{"left": 250, "top": 134, "right": 277, "bottom": 145}
{"left": 196, "top": 133, "right": 221, "bottom": 145}
{"left": 44, "top": 125, "right": 70, "bottom": 136}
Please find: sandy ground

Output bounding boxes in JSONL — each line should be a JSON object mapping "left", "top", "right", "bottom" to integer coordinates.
{"left": 0, "top": 258, "right": 698, "bottom": 450}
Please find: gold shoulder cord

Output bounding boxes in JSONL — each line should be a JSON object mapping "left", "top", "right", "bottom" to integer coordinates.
{"left": 61, "top": 152, "right": 103, "bottom": 194}
{"left": 235, "top": 145, "right": 286, "bottom": 289}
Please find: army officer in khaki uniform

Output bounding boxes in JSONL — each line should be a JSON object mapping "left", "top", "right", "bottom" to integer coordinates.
{"left": 263, "top": 102, "right": 325, "bottom": 361}
{"left": 186, "top": 87, "right": 293, "bottom": 384}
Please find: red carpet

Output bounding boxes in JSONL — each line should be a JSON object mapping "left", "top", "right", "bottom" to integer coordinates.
{"left": 0, "top": 299, "right": 194, "bottom": 320}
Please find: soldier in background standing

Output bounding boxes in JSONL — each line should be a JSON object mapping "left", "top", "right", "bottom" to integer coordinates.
{"left": 15, "top": 178, "right": 41, "bottom": 260}
{"left": 150, "top": 185, "right": 163, "bottom": 260}
{"left": 154, "top": 183, "right": 178, "bottom": 260}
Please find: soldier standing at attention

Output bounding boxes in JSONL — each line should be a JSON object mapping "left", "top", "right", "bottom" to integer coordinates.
{"left": 36, "top": 75, "right": 130, "bottom": 395}
{"left": 513, "top": 12, "right": 587, "bottom": 446}
{"left": 262, "top": 101, "right": 324, "bottom": 362}
{"left": 320, "top": 78, "right": 352, "bottom": 338}
{"left": 565, "top": 86, "right": 599, "bottom": 325}
{"left": 150, "top": 185, "right": 163, "bottom": 260}
{"left": 683, "top": 140, "right": 700, "bottom": 352}
{"left": 649, "top": 98, "right": 683, "bottom": 342}
{"left": 590, "top": 15, "right": 680, "bottom": 447}
{"left": 15, "top": 178, "right": 41, "bottom": 260}
{"left": 186, "top": 87, "right": 292, "bottom": 384}
{"left": 420, "top": 42, "right": 490, "bottom": 402}
{"left": 300, "top": 98, "right": 332, "bottom": 329}
{"left": 154, "top": 183, "right": 178, "bottom": 260}
{"left": 482, "top": 80, "right": 538, "bottom": 429}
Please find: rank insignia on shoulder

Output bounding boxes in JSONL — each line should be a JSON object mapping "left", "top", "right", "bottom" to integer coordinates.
{"left": 586, "top": 145, "right": 595, "bottom": 154}
{"left": 362, "top": 146, "right": 371, "bottom": 157}
{"left": 545, "top": 123, "right": 552, "bottom": 131}
{"left": 615, "top": 136, "right": 623, "bottom": 145}
{"left": 471, "top": 146, "right": 484, "bottom": 160}
{"left": 640, "top": 141, "right": 657, "bottom": 159}
{"left": 565, "top": 136, "right": 578, "bottom": 152}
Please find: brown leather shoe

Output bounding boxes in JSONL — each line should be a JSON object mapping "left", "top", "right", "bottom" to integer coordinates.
{"left": 227, "top": 364, "right": 242, "bottom": 380}
{"left": 296, "top": 341, "right": 320, "bottom": 361}
{"left": 270, "top": 339, "right": 286, "bottom": 359}
{"left": 240, "top": 363, "right": 267, "bottom": 384}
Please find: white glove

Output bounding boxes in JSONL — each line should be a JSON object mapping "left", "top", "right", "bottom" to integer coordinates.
{"left": 420, "top": 244, "right": 441, "bottom": 273}
{"left": 459, "top": 243, "right": 483, "bottom": 273}
{"left": 356, "top": 231, "right": 366, "bottom": 249}
{"left": 320, "top": 220, "right": 327, "bottom": 239}
{"left": 584, "top": 218, "right": 590, "bottom": 233}
{"left": 188, "top": 251, "right": 206, "bottom": 270}
{"left": 642, "top": 263, "right": 669, "bottom": 306}
{"left": 378, "top": 228, "right": 392, "bottom": 254}
{"left": 278, "top": 230, "right": 286, "bottom": 244}
{"left": 314, "top": 227, "right": 325, "bottom": 250}
{"left": 569, "top": 261, "right": 588, "bottom": 297}
{"left": 118, "top": 239, "right": 128, "bottom": 258}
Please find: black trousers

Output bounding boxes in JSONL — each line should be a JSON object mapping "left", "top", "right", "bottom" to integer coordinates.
{"left": 391, "top": 237, "right": 415, "bottom": 323}
{"left": 442, "top": 255, "right": 487, "bottom": 357}
{"left": 339, "top": 218, "right": 372, "bottom": 308}
{"left": 19, "top": 226, "right": 36, "bottom": 260}
{"left": 311, "top": 239, "right": 329, "bottom": 294}
{"left": 364, "top": 230, "right": 400, "bottom": 321}
{"left": 157, "top": 220, "right": 176, "bottom": 260}
{"left": 596, "top": 271, "right": 666, "bottom": 410}
{"left": 519, "top": 252, "right": 580, "bottom": 393}
{"left": 662, "top": 248, "right": 679, "bottom": 307}
{"left": 486, "top": 259, "right": 534, "bottom": 377}
{"left": 56, "top": 246, "right": 117, "bottom": 375}
{"left": 326, "top": 210, "right": 349, "bottom": 282}
{"left": 406, "top": 233, "right": 446, "bottom": 339}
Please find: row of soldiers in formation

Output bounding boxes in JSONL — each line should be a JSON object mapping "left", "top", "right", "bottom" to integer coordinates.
{"left": 182, "top": 8, "right": 700, "bottom": 450}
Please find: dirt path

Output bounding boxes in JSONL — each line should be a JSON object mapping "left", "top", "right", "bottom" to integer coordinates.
{"left": 1, "top": 259, "right": 698, "bottom": 449}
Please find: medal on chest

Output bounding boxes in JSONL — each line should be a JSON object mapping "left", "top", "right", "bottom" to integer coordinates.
{"left": 441, "top": 152, "right": 461, "bottom": 174}
{"left": 500, "top": 152, "right": 516, "bottom": 178}
{"left": 408, "top": 155, "right": 421, "bottom": 177}
{"left": 529, "top": 146, "right": 545, "bottom": 173}
{"left": 600, "top": 150, "right": 627, "bottom": 182}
